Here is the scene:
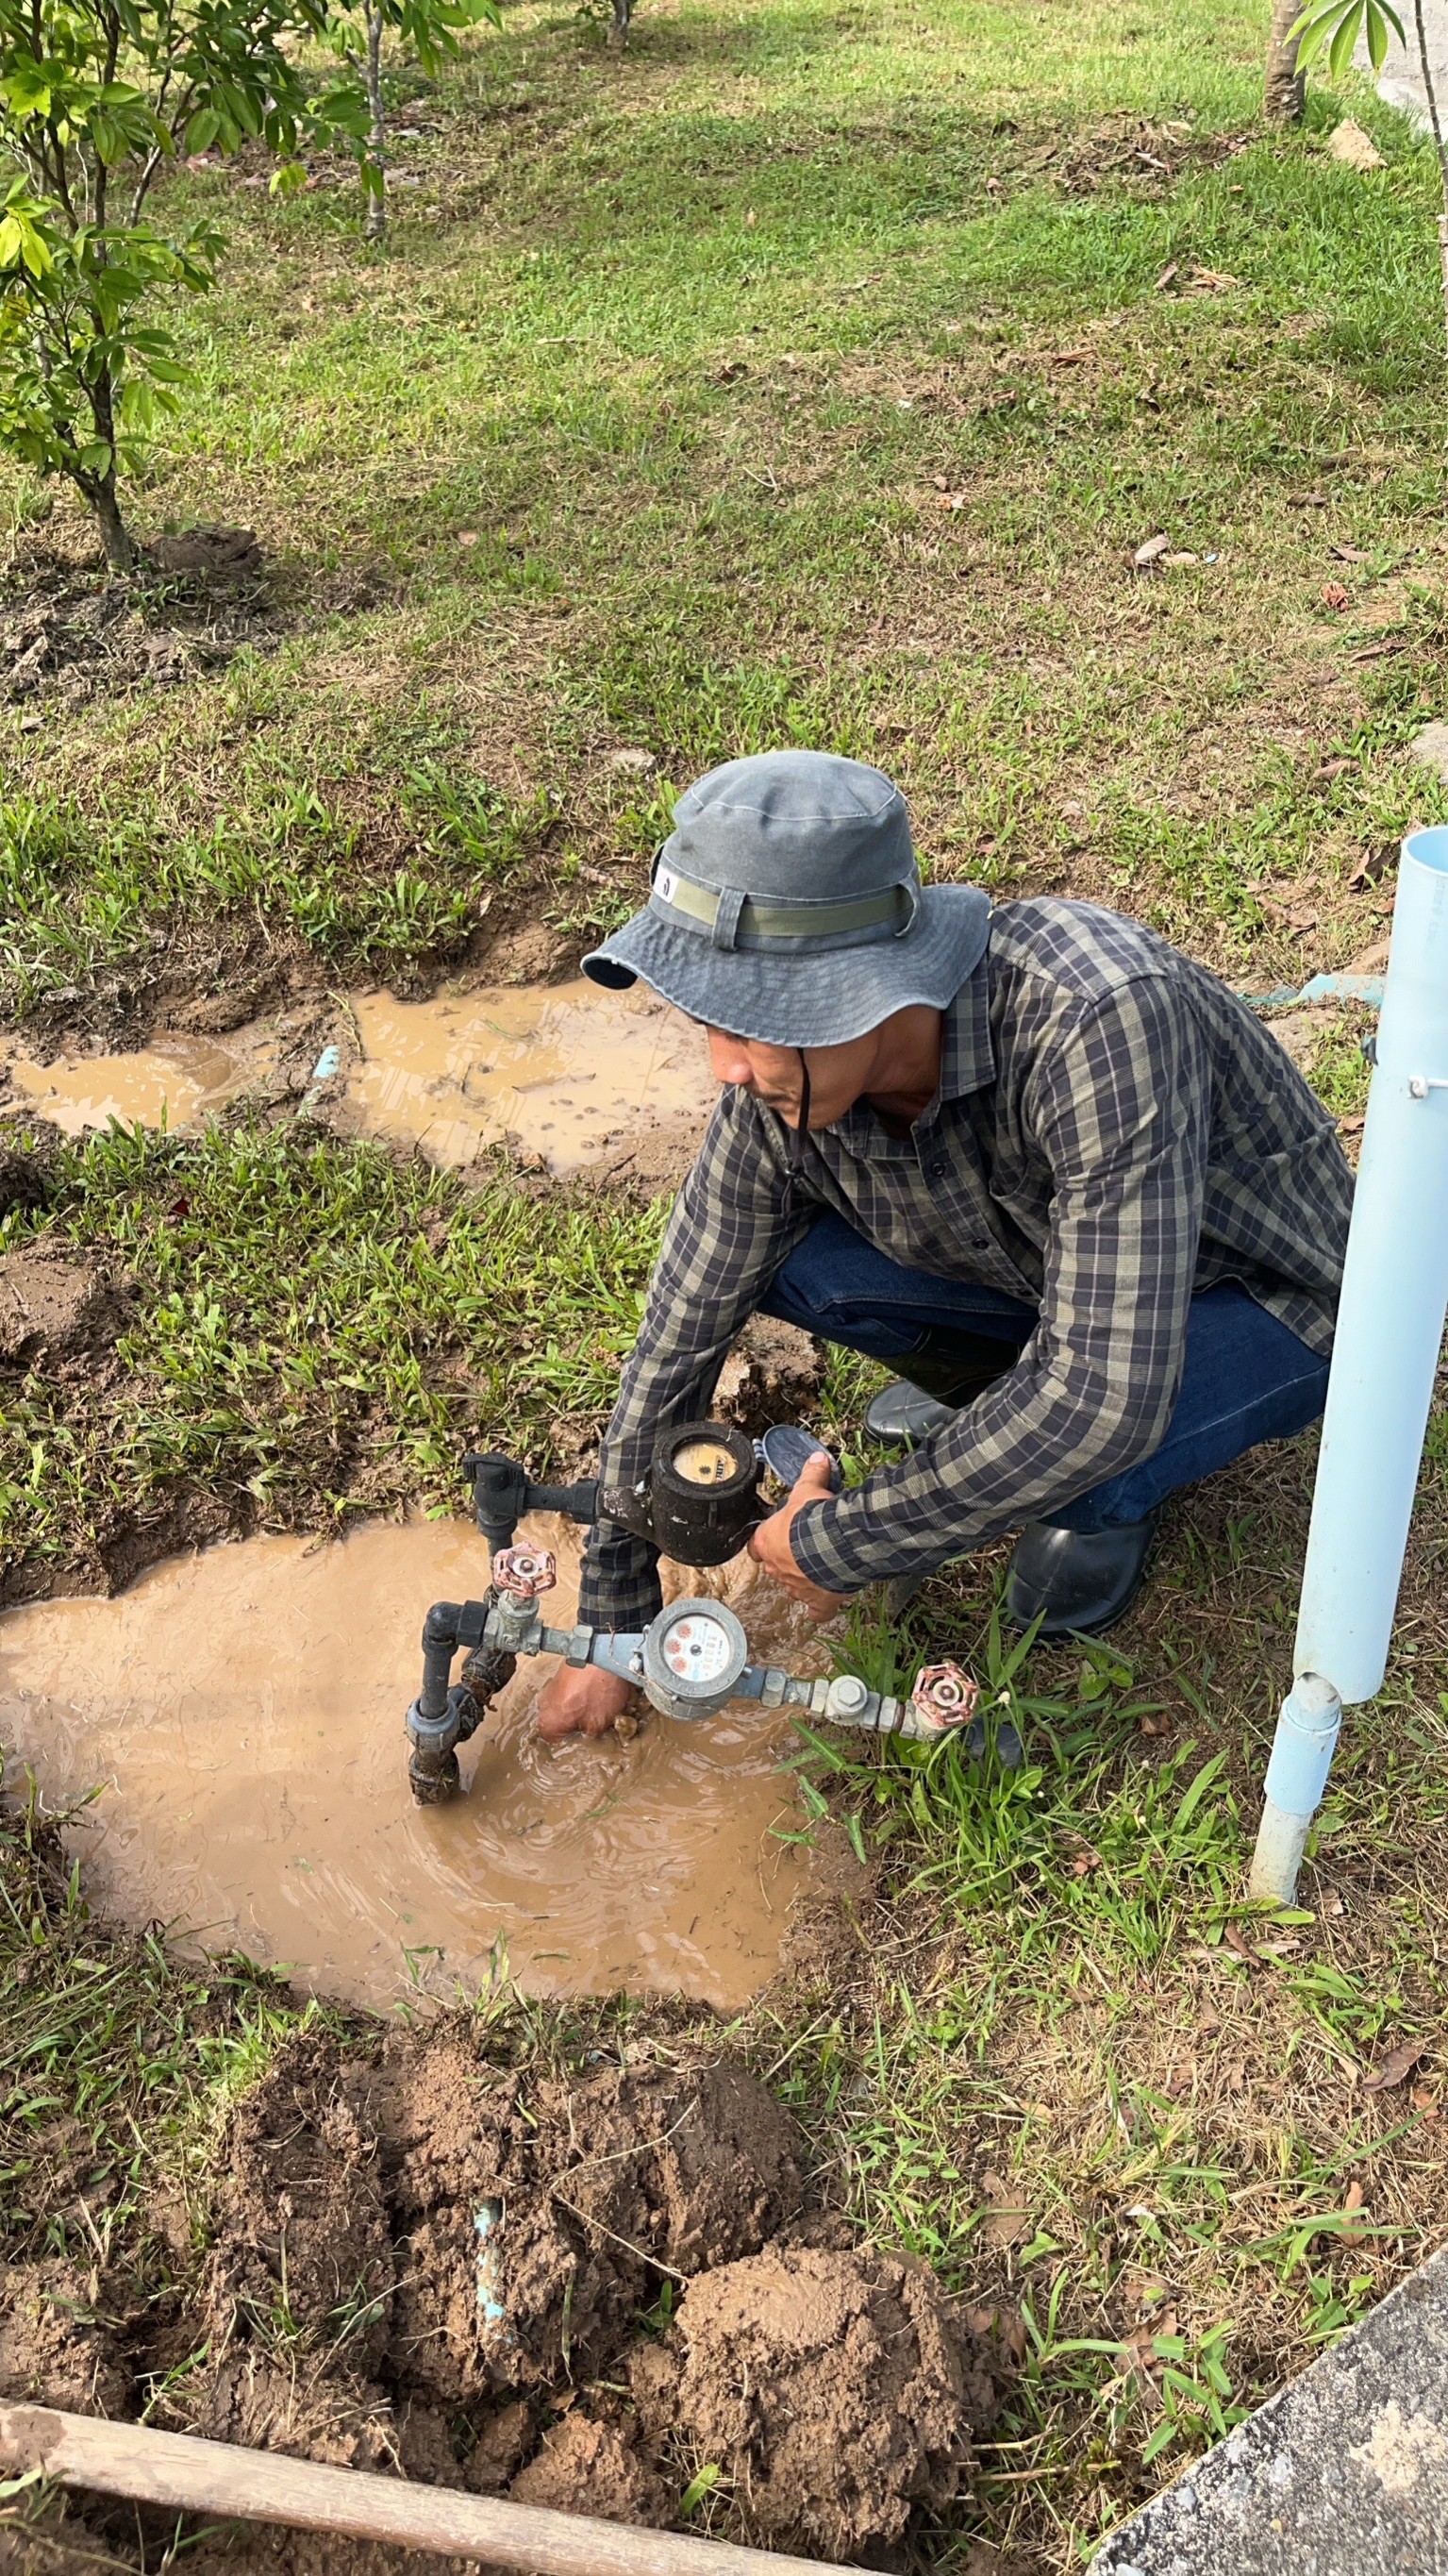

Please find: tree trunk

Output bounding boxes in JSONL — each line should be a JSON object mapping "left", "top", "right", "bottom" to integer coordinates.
{"left": 365, "top": 0, "right": 386, "bottom": 242}
{"left": 91, "top": 470, "right": 135, "bottom": 572}
{"left": 607, "top": 0, "right": 631, "bottom": 50}
{"left": 1265, "top": 0, "right": 1305, "bottom": 121}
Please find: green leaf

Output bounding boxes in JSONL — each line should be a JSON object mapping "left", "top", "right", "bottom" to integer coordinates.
{"left": 1362, "top": 0, "right": 1406, "bottom": 67}
{"left": 184, "top": 108, "right": 222, "bottom": 153}
{"left": 678, "top": 2466, "right": 722, "bottom": 2518}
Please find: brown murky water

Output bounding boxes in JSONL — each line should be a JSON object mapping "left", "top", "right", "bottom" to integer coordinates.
{"left": 344, "top": 979, "right": 714, "bottom": 1173}
{"left": 1, "top": 981, "right": 714, "bottom": 1177}
{"left": 0, "top": 1518, "right": 825, "bottom": 2009}
{"left": 2, "top": 1028, "right": 279, "bottom": 1136}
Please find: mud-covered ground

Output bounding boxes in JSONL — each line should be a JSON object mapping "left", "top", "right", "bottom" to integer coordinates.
{"left": 0, "top": 1810, "right": 1014, "bottom": 2575}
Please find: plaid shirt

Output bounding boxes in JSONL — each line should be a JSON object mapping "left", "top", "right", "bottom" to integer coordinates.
{"left": 578, "top": 898, "right": 1354, "bottom": 1629}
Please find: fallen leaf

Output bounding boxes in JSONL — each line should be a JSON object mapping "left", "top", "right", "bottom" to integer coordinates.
{"left": 1315, "top": 756, "right": 1354, "bottom": 780}
{"left": 744, "top": 207, "right": 757, "bottom": 228}
{"left": 963, "top": 2301, "right": 1028, "bottom": 2363}
{"left": 1412, "top": 2086, "right": 1440, "bottom": 2116}
{"left": 1363, "top": 2037, "right": 1428, "bottom": 2092}
{"left": 1322, "top": 580, "right": 1352, "bottom": 611}
{"left": 457, "top": 529, "right": 479, "bottom": 548}
{"left": 1223, "top": 1922, "right": 1263, "bottom": 1967}
{"left": 1259, "top": 896, "right": 1319, "bottom": 931}
{"left": 937, "top": 490, "right": 970, "bottom": 512}
{"left": 1134, "top": 532, "right": 1172, "bottom": 570}
{"left": 1188, "top": 265, "right": 1239, "bottom": 293}
{"left": 1348, "top": 847, "right": 1393, "bottom": 891}
{"left": 1154, "top": 260, "right": 1180, "bottom": 290}
{"left": 1139, "top": 1710, "right": 1171, "bottom": 1738}
{"left": 1162, "top": 550, "right": 1201, "bottom": 567}
{"left": 1323, "top": 1891, "right": 1346, "bottom": 1917}
{"left": 1338, "top": 1113, "right": 1367, "bottom": 1136}
{"left": 1328, "top": 543, "right": 1372, "bottom": 562}
{"left": 980, "top": 2168, "right": 1031, "bottom": 2249}
{"left": 1050, "top": 346, "right": 1093, "bottom": 364}
{"left": 1340, "top": 2178, "right": 1370, "bottom": 2242}
{"left": 1290, "top": 491, "right": 1330, "bottom": 507}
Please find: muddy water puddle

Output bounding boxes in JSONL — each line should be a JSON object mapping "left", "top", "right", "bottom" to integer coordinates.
{"left": 1, "top": 1026, "right": 280, "bottom": 1137}
{"left": 344, "top": 979, "right": 714, "bottom": 1173}
{"left": 2, "top": 979, "right": 714, "bottom": 1176}
{"left": 0, "top": 1517, "right": 824, "bottom": 2009}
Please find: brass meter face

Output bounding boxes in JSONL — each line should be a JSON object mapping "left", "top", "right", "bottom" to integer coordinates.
{"left": 671, "top": 1437, "right": 740, "bottom": 1487}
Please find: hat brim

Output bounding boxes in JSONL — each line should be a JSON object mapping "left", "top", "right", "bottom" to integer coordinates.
{"left": 583, "top": 883, "right": 991, "bottom": 1047}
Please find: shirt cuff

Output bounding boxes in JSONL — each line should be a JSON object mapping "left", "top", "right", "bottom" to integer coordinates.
{"left": 788, "top": 1497, "right": 874, "bottom": 1597}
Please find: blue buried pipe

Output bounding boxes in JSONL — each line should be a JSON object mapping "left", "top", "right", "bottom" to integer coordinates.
{"left": 1249, "top": 827, "right": 1448, "bottom": 1900}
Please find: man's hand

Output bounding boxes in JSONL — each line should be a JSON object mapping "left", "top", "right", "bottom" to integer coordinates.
{"left": 535, "top": 1664, "right": 638, "bottom": 1741}
{"left": 747, "top": 1450, "right": 849, "bottom": 1619}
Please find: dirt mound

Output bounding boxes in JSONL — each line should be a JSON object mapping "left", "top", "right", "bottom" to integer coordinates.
{"left": 377, "top": 2035, "right": 807, "bottom": 2402}
{"left": 198, "top": 2028, "right": 807, "bottom": 2407}
{"left": 714, "top": 1313, "right": 825, "bottom": 1437}
{"left": 0, "top": 2263, "right": 128, "bottom": 2418}
{"left": 0, "top": 1253, "right": 121, "bottom": 1363}
{"left": 148, "top": 525, "right": 263, "bottom": 583}
{"left": 3, "top": 2022, "right": 1005, "bottom": 2563}
{"left": 667, "top": 2245, "right": 997, "bottom": 2559}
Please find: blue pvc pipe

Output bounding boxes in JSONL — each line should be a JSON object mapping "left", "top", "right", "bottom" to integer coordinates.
{"left": 1294, "top": 828, "right": 1448, "bottom": 1702}
{"left": 1251, "top": 828, "right": 1448, "bottom": 1899}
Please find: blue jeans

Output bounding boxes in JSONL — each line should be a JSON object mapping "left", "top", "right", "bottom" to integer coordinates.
{"left": 759, "top": 1213, "right": 1329, "bottom": 1531}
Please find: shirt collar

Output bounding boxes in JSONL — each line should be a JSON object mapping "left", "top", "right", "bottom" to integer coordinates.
{"left": 828, "top": 945, "right": 995, "bottom": 1153}
{"left": 938, "top": 946, "right": 995, "bottom": 1101}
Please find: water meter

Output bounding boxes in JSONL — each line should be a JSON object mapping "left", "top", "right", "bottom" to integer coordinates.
{"left": 640, "top": 1598, "right": 750, "bottom": 1719}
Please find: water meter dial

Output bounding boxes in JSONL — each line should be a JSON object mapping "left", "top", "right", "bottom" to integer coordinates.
{"left": 641, "top": 1597, "right": 750, "bottom": 1718}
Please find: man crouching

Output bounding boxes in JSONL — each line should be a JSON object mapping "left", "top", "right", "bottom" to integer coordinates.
{"left": 536, "top": 749, "right": 1351, "bottom": 1740}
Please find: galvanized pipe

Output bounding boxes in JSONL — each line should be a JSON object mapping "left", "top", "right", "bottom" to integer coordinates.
{"left": 1250, "top": 826, "right": 1448, "bottom": 1900}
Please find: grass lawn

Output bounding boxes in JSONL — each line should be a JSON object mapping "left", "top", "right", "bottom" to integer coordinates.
{"left": 4, "top": 0, "right": 1448, "bottom": 2566}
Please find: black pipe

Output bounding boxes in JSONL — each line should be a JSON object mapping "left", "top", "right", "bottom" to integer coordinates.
{"left": 418, "top": 1600, "right": 463, "bottom": 1721}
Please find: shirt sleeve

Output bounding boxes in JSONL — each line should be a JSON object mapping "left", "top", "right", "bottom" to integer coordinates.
{"left": 791, "top": 974, "right": 1212, "bottom": 1594}
{"left": 577, "top": 1087, "right": 813, "bottom": 1631}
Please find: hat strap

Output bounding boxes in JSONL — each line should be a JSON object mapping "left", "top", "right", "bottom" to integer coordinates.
{"left": 651, "top": 858, "right": 915, "bottom": 948}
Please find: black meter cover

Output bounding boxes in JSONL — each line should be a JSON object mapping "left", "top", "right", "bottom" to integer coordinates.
{"left": 642, "top": 1419, "right": 760, "bottom": 1565}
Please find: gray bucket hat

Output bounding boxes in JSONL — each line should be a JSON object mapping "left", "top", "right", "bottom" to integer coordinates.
{"left": 582, "top": 748, "right": 990, "bottom": 1045}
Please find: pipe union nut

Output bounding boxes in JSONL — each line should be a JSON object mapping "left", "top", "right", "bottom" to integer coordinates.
{"left": 492, "top": 1547, "right": 558, "bottom": 1601}
{"left": 911, "top": 1661, "right": 980, "bottom": 1731}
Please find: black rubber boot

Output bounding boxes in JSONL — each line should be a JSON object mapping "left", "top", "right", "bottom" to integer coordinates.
{"left": 1005, "top": 1510, "right": 1159, "bottom": 1638}
{"left": 863, "top": 1326, "right": 1015, "bottom": 1445}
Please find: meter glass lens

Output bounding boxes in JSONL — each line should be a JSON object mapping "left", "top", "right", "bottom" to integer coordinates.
{"left": 672, "top": 1437, "right": 738, "bottom": 1487}
{"left": 659, "top": 1612, "right": 735, "bottom": 1681}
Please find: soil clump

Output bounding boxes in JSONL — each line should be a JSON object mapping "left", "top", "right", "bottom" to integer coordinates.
{"left": 0, "top": 2019, "right": 1003, "bottom": 2567}
{"left": 0, "top": 1251, "right": 122, "bottom": 1364}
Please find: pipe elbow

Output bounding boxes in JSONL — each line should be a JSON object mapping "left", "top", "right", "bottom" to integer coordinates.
{"left": 422, "top": 1599, "right": 463, "bottom": 1651}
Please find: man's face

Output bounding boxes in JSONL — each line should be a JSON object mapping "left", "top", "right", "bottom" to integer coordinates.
{"left": 704, "top": 1027, "right": 878, "bottom": 1129}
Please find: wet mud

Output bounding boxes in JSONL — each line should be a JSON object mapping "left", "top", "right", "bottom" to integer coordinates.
{"left": 0, "top": 1516, "right": 826, "bottom": 2011}
{"left": 1, "top": 978, "right": 715, "bottom": 1179}
{"left": 0, "top": 2023, "right": 1005, "bottom": 2566}
{"left": 1, "top": 1024, "right": 280, "bottom": 1136}
{"left": 342, "top": 979, "right": 715, "bottom": 1175}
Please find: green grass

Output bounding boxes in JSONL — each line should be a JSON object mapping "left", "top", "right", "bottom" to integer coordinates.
{"left": 0, "top": 1119, "right": 663, "bottom": 1582}
{"left": 8, "top": 0, "right": 1448, "bottom": 1013}
{"left": 5, "top": 0, "right": 1448, "bottom": 2565}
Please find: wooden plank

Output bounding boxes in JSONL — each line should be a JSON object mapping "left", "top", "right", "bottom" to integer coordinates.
{"left": 0, "top": 2404, "right": 855, "bottom": 2576}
